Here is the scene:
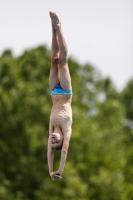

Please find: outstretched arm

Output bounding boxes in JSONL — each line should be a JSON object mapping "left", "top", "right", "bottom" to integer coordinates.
{"left": 47, "top": 136, "right": 54, "bottom": 177}
{"left": 52, "top": 128, "right": 72, "bottom": 177}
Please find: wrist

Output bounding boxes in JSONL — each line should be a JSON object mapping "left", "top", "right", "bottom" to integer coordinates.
{"left": 49, "top": 171, "right": 53, "bottom": 176}
{"left": 58, "top": 169, "right": 63, "bottom": 174}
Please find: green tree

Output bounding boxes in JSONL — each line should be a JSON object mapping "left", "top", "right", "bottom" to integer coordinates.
{"left": 0, "top": 45, "right": 133, "bottom": 200}
{"left": 120, "top": 79, "right": 133, "bottom": 200}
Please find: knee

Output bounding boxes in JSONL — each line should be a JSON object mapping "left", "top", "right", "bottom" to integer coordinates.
{"left": 59, "top": 53, "right": 68, "bottom": 65}
{"left": 51, "top": 56, "right": 59, "bottom": 65}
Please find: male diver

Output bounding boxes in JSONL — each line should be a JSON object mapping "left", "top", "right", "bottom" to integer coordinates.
{"left": 47, "top": 11, "right": 72, "bottom": 180}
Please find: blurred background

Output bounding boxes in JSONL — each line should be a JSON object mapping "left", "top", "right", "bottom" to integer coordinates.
{"left": 0, "top": 0, "right": 133, "bottom": 200}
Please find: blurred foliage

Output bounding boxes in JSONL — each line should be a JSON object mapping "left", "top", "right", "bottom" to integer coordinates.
{"left": 0, "top": 45, "right": 133, "bottom": 200}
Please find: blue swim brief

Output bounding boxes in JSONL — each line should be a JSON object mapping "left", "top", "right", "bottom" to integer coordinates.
{"left": 50, "top": 84, "right": 72, "bottom": 95}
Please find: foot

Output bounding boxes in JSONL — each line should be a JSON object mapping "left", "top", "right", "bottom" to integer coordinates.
{"left": 51, "top": 20, "right": 56, "bottom": 32}
{"left": 49, "top": 11, "right": 61, "bottom": 30}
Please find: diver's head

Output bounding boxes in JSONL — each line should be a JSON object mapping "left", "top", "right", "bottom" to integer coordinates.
{"left": 51, "top": 132, "right": 63, "bottom": 151}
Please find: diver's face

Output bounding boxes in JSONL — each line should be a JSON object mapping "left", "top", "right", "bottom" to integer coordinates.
{"left": 51, "top": 133, "right": 63, "bottom": 149}
{"left": 51, "top": 133, "right": 60, "bottom": 144}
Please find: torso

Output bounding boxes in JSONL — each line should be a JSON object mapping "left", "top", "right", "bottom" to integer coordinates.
{"left": 50, "top": 95, "right": 72, "bottom": 134}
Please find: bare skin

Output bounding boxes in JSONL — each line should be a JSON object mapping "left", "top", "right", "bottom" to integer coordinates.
{"left": 47, "top": 11, "right": 72, "bottom": 180}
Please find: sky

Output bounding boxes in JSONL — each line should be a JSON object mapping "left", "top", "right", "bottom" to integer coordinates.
{"left": 0, "top": 0, "right": 133, "bottom": 91}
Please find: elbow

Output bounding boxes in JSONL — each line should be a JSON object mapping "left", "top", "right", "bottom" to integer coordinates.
{"left": 47, "top": 150, "right": 53, "bottom": 156}
{"left": 59, "top": 54, "right": 68, "bottom": 65}
{"left": 62, "top": 147, "right": 68, "bottom": 154}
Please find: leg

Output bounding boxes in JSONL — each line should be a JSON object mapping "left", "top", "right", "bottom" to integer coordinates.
{"left": 49, "top": 21, "right": 60, "bottom": 90}
{"left": 49, "top": 12, "right": 71, "bottom": 91}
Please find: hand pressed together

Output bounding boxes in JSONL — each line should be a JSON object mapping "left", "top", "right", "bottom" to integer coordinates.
{"left": 50, "top": 171, "right": 62, "bottom": 180}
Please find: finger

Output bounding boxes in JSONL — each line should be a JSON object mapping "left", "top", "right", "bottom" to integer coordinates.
{"left": 53, "top": 174, "right": 62, "bottom": 180}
